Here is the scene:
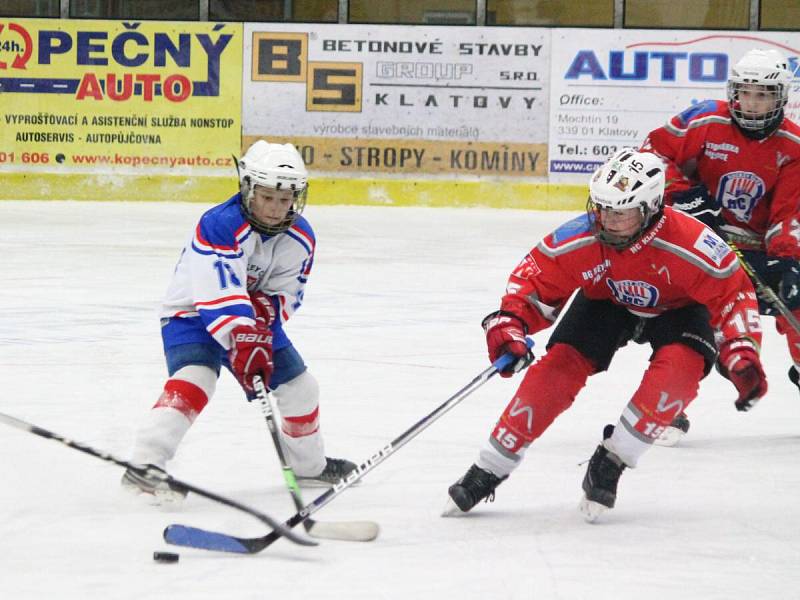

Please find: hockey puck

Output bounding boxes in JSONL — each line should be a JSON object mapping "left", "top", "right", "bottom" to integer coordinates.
{"left": 153, "top": 551, "right": 180, "bottom": 563}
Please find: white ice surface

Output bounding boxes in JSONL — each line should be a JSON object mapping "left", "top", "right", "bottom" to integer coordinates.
{"left": 1, "top": 202, "right": 798, "bottom": 599}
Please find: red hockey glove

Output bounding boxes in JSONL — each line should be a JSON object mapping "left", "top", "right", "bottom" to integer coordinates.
{"left": 482, "top": 310, "right": 534, "bottom": 377}
{"left": 229, "top": 324, "right": 273, "bottom": 394}
{"left": 766, "top": 218, "right": 800, "bottom": 260}
{"left": 718, "top": 339, "right": 767, "bottom": 412}
{"left": 250, "top": 291, "right": 277, "bottom": 327}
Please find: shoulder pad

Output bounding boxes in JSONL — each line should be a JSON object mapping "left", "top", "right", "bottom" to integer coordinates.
{"left": 289, "top": 215, "right": 316, "bottom": 243}
{"left": 550, "top": 213, "right": 593, "bottom": 246}
{"left": 676, "top": 99, "right": 720, "bottom": 126}
{"left": 196, "top": 195, "right": 252, "bottom": 251}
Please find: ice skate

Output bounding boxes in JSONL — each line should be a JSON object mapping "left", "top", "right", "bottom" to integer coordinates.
{"left": 296, "top": 457, "right": 358, "bottom": 487}
{"left": 789, "top": 366, "right": 800, "bottom": 393}
{"left": 653, "top": 412, "right": 691, "bottom": 447}
{"left": 442, "top": 464, "right": 507, "bottom": 517}
{"left": 120, "top": 464, "right": 187, "bottom": 505}
{"left": 579, "top": 444, "right": 627, "bottom": 523}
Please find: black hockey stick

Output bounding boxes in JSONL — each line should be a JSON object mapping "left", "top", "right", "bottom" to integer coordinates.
{"left": 0, "top": 411, "right": 316, "bottom": 548}
{"left": 252, "top": 376, "right": 379, "bottom": 541}
{"left": 724, "top": 237, "right": 800, "bottom": 334}
{"left": 163, "top": 340, "right": 533, "bottom": 554}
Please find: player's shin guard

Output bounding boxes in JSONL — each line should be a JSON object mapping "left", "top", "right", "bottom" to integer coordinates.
{"left": 478, "top": 343, "right": 595, "bottom": 477}
{"left": 612, "top": 344, "right": 703, "bottom": 466}
{"left": 272, "top": 371, "right": 327, "bottom": 478}
{"left": 129, "top": 366, "right": 214, "bottom": 468}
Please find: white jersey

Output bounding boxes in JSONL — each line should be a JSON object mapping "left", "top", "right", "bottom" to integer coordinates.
{"left": 160, "top": 194, "right": 314, "bottom": 350}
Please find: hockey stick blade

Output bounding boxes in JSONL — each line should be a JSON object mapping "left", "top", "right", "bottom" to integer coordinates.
{"left": 163, "top": 342, "right": 531, "bottom": 554}
{"left": 164, "top": 524, "right": 267, "bottom": 554}
{"left": 0, "top": 411, "right": 316, "bottom": 548}
{"left": 165, "top": 519, "right": 291, "bottom": 554}
{"left": 251, "top": 376, "right": 380, "bottom": 542}
{"left": 307, "top": 519, "right": 379, "bottom": 541}
{"left": 164, "top": 517, "right": 379, "bottom": 553}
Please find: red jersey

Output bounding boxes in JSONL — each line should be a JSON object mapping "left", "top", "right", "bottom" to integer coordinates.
{"left": 643, "top": 100, "right": 800, "bottom": 240}
{"left": 501, "top": 208, "right": 761, "bottom": 348}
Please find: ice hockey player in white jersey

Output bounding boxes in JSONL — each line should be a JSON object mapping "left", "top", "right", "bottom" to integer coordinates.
{"left": 122, "top": 140, "right": 357, "bottom": 503}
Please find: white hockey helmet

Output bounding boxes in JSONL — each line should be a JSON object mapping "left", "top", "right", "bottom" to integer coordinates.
{"left": 727, "top": 48, "right": 793, "bottom": 138}
{"left": 238, "top": 140, "right": 309, "bottom": 235}
{"left": 588, "top": 149, "right": 666, "bottom": 249}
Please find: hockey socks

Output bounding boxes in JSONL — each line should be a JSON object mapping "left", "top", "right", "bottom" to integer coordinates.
{"left": 615, "top": 344, "right": 703, "bottom": 464}
{"left": 482, "top": 343, "right": 594, "bottom": 474}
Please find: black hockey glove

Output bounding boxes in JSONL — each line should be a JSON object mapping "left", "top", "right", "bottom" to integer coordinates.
{"left": 762, "top": 257, "right": 800, "bottom": 311}
{"left": 670, "top": 184, "right": 721, "bottom": 230}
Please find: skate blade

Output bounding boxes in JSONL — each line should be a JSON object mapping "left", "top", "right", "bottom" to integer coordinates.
{"left": 121, "top": 481, "right": 186, "bottom": 508}
{"left": 653, "top": 425, "right": 685, "bottom": 447}
{"left": 153, "top": 488, "right": 187, "bottom": 506}
{"left": 579, "top": 496, "right": 608, "bottom": 523}
{"left": 441, "top": 497, "right": 468, "bottom": 517}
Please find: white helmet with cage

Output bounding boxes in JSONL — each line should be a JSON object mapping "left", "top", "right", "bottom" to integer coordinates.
{"left": 238, "top": 140, "right": 309, "bottom": 235}
{"left": 587, "top": 149, "right": 666, "bottom": 249}
{"left": 727, "top": 48, "right": 793, "bottom": 138}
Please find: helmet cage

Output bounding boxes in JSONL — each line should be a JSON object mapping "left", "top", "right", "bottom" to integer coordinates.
{"left": 727, "top": 81, "right": 787, "bottom": 136}
{"left": 240, "top": 177, "right": 308, "bottom": 236}
{"left": 587, "top": 197, "right": 654, "bottom": 250}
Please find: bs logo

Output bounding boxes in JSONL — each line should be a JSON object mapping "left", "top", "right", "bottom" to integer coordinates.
{"left": 252, "top": 32, "right": 362, "bottom": 113}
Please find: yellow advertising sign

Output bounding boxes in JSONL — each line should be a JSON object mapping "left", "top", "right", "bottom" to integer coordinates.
{"left": 0, "top": 18, "right": 242, "bottom": 186}
{"left": 243, "top": 135, "right": 547, "bottom": 177}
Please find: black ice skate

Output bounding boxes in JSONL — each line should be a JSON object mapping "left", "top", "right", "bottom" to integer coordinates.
{"left": 120, "top": 464, "right": 188, "bottom": 505}
{"left": 789, "top": 366, "right": 800, "bottom": 393}
{"left": 296, "top": 457, "right": 358, "bottom": 487}
{"left": 654, "top": 412, "right": 691, "bottom": 447}
{"left": 579, "top": 443, "right": 627, "bottom": 523}
{"left": 442, "top": 464, "right": 508, "bottom": 517}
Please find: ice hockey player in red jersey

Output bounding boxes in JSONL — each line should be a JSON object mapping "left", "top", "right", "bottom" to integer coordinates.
{"left": 443, "top": 149, "right": 767, "bottom": 522}
{"left": 121, "top": 140, "right": 356, "bottom": 503}
{"left": 643, "top": 48, "right": 800, "bottom": 443}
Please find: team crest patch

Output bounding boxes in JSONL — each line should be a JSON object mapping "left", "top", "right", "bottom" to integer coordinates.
{"left": 693, "top": 230, "right": 730, "bottom": 266}
{"left": 718, "top": 171, "right": 765, "bottom": 223}
{"left": 606, "top": 279, "right": 659, "bottom": 308}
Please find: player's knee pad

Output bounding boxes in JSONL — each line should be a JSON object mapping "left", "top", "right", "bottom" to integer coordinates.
{"left": 272, "top": 371, "right": 320, "bottom": 437}
{"left": 491, "top": 343, "right": 595, "bottom": 455}
{"left": 624, "top": 344, "right": 704, "bottom": 440}
{"left": 154, "top": 365, "right": 216, "bottom": 421}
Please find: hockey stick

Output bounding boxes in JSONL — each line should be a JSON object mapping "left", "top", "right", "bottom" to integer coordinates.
{"left": 0, "top": 411, "right": 316, "bottom": 548}
{"left": 724, "top": 236, "right": 800, "bottom": 334}
{"left": 163, "top": 340, "right": 533, "bottom": 554}
{"left": 252, "top": 375, "right": 379, "bottom": 541}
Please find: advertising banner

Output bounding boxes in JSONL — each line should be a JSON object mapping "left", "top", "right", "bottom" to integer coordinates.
{"left": 243, "top": 24, "right": 550, "bottom": 179}
{"left": 549, "top": 31, "right": 800, "bottom": 183}
{"left": 0, "top": 18, "right": 242, "bottom": 185}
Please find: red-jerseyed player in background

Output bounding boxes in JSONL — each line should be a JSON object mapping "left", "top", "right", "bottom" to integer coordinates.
{"left": 443, "top": 149, "right": 767, "bottom": 523}
{"left": 642, "top": 48, "right": 800, "bottom": 444}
